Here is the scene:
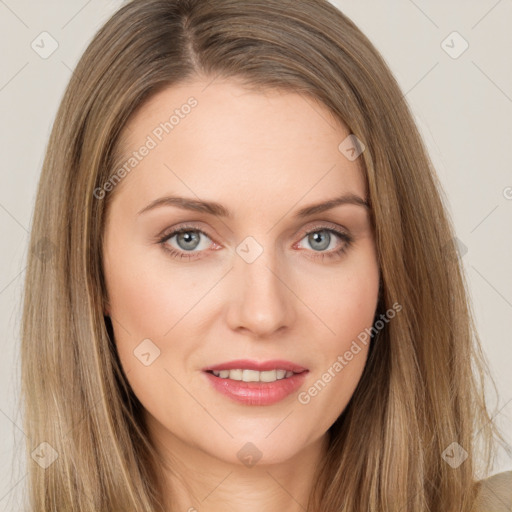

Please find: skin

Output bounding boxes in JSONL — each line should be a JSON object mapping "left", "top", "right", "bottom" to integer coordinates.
{"left": 102, "top": 77, "right": 380, "bottom": 512}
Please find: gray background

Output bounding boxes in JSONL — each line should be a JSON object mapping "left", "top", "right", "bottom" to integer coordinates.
{"left": 1, "top": 0, "right": 511, "bottom": 509}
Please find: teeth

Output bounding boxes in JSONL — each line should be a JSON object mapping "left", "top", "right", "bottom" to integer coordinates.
{"left": 211, "top": 369, "right": 295, "bottom": 382}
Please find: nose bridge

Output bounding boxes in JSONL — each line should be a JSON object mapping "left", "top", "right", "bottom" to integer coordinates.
{"left": 227, "top": 234, "right": 294, "bottom": 334}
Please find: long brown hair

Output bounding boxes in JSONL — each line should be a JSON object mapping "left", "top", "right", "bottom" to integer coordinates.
{"left": 20, "top": 0, "right": 504, "bottom": 510}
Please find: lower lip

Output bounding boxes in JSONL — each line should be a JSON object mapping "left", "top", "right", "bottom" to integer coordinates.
{"left": 203, "top": 371, "right": 308, "bottom": 406}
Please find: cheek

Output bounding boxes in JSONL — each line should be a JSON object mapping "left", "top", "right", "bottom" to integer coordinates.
{"left": 104, "top": 246, "right": 196, "bottom": 337}
{"left": 102, "top": 239, "right": 186, "bottom": 387}
{"left": 314, "top": 281, "right": 376, "bottom": 380}
{"left": 103, "top": 251, "right": 193, "bottom": 420}
{"left": 328, "top": 272, "right": 379, "bottom": 343}
{"left": 103, "top": 238, "right": 221, "bottom": 403}
{"left": 308, "top": 243, "right": 380, "bottom": 349}
{"left": 296, "top": 247, "right": 379, "bottom": 423}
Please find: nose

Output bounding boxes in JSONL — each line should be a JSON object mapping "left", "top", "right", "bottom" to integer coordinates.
{"left": 225, "top": 240, "right": 296, "bottom": 337}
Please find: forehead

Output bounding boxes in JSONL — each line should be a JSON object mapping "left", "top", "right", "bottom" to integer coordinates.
{"left": 111, "top": 79, "right": 367, "bottom": 213}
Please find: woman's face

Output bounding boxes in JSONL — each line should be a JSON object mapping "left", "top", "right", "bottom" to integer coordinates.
{"left": 102, "top": 78, "right": 380, "bottom": 468}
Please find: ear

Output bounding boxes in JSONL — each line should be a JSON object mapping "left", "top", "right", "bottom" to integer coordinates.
{"left": 103, "top": 299, "right": 111, "bottom": 317}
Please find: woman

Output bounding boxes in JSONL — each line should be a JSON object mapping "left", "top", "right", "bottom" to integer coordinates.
{"left": 20, "top": 0, "right": 511, "bottom": 510}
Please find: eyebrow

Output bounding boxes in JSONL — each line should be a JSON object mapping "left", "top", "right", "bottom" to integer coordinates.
{"left": 137, "top": 193, "right": 369, "bottom": 218}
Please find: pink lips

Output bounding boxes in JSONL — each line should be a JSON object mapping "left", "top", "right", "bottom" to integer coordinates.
{"left": 203, "top": 359, "right": 308, "bottom": 373}
{"left": 202, "top": 359, "right": 309, "bottom": 406}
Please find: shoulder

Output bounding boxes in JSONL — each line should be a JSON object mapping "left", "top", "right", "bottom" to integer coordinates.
{"left": 473, "top": 470, "right": 512, "bottom": 511}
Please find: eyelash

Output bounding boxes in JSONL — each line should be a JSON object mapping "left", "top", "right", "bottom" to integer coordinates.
{"left": 157, "top": 223, "right": 353, "bottom": 262}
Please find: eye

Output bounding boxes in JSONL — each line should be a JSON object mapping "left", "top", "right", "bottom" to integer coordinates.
{"left": 158, "top": 225, "right": 214, "bottom": 260}
{"left": 295, "top": 226, "right": 353, "bottom": 261}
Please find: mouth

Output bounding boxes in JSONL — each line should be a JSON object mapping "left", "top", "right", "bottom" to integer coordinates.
{"left": 202, "top": 359, "right": 309, "bottom": 406}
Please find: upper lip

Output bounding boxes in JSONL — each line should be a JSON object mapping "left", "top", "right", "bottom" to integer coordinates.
{"left": 203, "top": 359, "right": 308, "bottom": 373}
